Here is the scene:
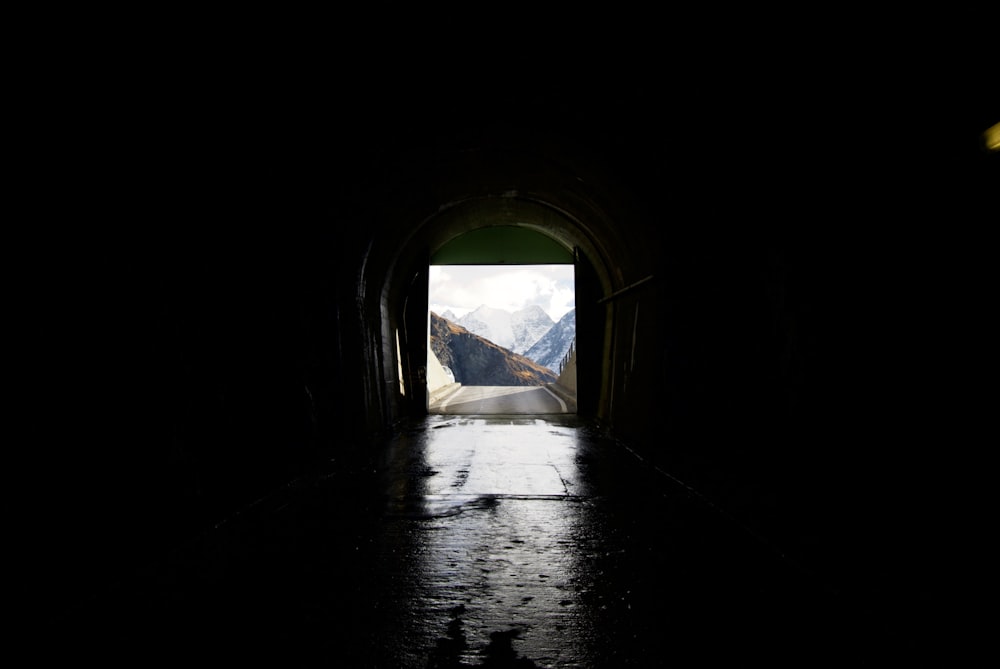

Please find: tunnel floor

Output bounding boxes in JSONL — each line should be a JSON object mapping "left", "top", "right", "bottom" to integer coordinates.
{"left": 48, "top": 415, "right": 874, "bottom": 667}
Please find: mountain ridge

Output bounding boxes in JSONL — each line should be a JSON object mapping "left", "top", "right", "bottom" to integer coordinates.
{"left": 430, "top": 312, "right": 558, "bottom": 386}
{"left": 524, "top": 309, "right": 576, "bottom": 372}
{"left": 456, "top": 304, "right": 555, "bottom": 355}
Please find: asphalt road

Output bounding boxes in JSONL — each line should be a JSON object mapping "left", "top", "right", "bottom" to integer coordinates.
{"left": 431, "top": 385, "right": 568, "bottom": 414}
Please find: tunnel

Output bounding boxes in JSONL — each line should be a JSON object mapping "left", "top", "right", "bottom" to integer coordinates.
{"left": 387, "top": 202, "right": 613, "bottom": 420}
{"left": 12, "top": 50, "right": 997, "bottom": 666}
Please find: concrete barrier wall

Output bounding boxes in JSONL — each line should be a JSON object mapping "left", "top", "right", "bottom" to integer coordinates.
{"left": 556, "top": 346, "right": 577, "bottom": 395}
{"left": 549, "top": 346, "right": 577, "bottom": 412}
{"left": 427, "top": 346, "right": 455, "bottom": 392}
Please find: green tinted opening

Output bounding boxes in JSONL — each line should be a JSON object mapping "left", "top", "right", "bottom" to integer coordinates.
{"left": 431, "top": 226, "right": 574, "bottom": 265}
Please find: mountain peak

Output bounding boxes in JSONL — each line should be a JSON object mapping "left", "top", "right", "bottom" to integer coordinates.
{"left": 512, "top": 304, "right": 550, "bottom": 323}
{"left": 456, "top": 304, "right": 556, "bottom": 355}
{"left": 524, "top": 308, "right": 576, "bottom": 373}
{"left": 466, "top": 304, "right": 505, "bottom": 319}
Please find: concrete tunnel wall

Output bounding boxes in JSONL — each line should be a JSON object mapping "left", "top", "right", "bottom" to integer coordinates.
{"left": 13, "top": 57, "right": 997, "bottom": 633}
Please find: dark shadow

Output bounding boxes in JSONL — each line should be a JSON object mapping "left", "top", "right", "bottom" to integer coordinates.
{"left": 425, "top": 605, "right": 539, "bottom": 669}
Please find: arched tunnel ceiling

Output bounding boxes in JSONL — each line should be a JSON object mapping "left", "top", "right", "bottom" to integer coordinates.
{"left": 430, "top": 225, "right": 574, "bottom": 265}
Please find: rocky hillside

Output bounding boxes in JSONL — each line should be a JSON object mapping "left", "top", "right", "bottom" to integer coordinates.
{"left": 430, "top": 312, "right": 557, "bottom": 386}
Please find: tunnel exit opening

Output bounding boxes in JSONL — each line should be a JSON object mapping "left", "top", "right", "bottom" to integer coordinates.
{"left": 427, "top": 263, "right": 576, "bottom": 415}
{"left": 419, "top": 223, "right": 577, "bottom": 415}
{"left": 378, "top": 199, "right": 616, "bottom": 427}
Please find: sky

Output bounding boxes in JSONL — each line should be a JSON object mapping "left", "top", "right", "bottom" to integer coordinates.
{"left": 429, "top": 264, "right": 575, "bottom": 322}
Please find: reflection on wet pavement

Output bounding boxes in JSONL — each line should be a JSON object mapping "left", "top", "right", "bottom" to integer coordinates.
{"left": 48, "top": 414, "right": 864, "bottom": 667}
{"left": 369, "top": 415, "right": 860, "bottom": 666}
{"left": 376, "top": 417, "right": 595, "bottom": 666}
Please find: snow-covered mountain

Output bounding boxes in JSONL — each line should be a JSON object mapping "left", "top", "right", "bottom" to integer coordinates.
{"left": 524, "top": 309, "right": 576, "bottom": 373}
{"left": 458, "top": 305, "right": 514, "bottom": 349}
{"left": 511, "top": 305, "right": 555, "bottom": 354}
{"left": 440, "top": 309, "right": 458, "bottom": 322}
{"left": 456, "top": 304, "right": 555, "bottom": 355}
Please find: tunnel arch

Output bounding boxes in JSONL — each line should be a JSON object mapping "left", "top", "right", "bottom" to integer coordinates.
{"left": 352, "top": 130, "right": 655, "bottom": 439}
{"left": 407, "top": 196, "right": 618, "bottom": 413}
{"left": 361, "top": 192, "right": 633, "bottom": 431}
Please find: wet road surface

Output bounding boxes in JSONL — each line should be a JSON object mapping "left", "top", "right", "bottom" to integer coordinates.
{"left": 47, "top": 415, "right": 871, "bottom": 667}
{"left": 431, "top": 385, "right": 568, "bottom": 414}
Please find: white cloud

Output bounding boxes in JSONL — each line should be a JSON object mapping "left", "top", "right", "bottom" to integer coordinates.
{"left": 429, "top": 264, "right": 575, "bottom": 321}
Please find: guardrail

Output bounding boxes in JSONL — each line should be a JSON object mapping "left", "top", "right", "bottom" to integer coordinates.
{"left": 557, "top": 339, "right": 575, "bottom": 375}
